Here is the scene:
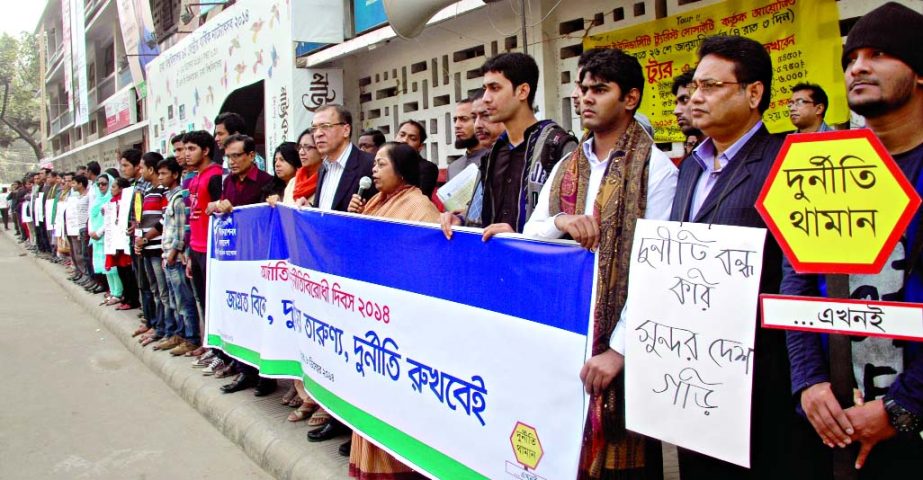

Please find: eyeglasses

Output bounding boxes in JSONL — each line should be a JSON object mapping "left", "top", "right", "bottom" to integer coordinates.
{"left": 688, "top": 79, "right": 742, "bottom": 96}
{"left": 226, "top": 152, "right": 252, "bottom": 160}
{"left": 309, "top": 122, "right": 346, "bottom": 133}
{"left": 298, "top": 144, "right": 316, "bottom": 152}
{"left": 787, "top": 99, "right": 815, "bottom": 108}
{"left": 97, "top": 182, "right": 108, "bottom": 187}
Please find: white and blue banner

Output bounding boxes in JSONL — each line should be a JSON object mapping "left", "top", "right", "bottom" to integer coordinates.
{"left": 206, "top": 204, "right": 595, "bottom": 479}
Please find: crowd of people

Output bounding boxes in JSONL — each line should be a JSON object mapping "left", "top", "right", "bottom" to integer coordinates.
{"left": 5, "top": 3, "right": 923, "bottom": 479}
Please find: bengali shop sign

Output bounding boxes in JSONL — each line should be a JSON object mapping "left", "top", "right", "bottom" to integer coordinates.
{"left": 585, "top": 0, "right": 847, "bottom": 142}
{"left": 205, "top": 205, "right": 594, "bottom": 480}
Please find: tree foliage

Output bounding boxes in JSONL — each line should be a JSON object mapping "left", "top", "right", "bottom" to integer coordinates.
{"left": 0, "top": 32, "right": 41, "bottom": 159}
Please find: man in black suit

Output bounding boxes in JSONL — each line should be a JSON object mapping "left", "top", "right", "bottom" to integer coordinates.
{"left": 671, "top": 35, "right": 812, "bottom": 479}
{"left": 303, "top": 104, "right": 374, "bottom": 451}
{"left": 308, "top": 104, "right": 376, "bottom": 211}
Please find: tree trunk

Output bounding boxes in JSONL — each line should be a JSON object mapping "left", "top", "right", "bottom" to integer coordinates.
{"left": 2, "top": 117, "right": 42, "bottom": 160}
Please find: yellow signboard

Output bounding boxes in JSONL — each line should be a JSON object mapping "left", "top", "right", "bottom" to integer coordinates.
{"left": 585, "top": 0, "right": 847, "bottom": 143}
{"left": 510, "top": 422, "right": 543, "bottom": 470}
{"left": 756, "top": 130, "right": 921, "bottom": 274}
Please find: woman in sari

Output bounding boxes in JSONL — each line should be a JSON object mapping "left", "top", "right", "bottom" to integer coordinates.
{"left": 345, "top": 142, "right": 439, "bottom": 480}
{"left": 87, "top": 173, "right": 122, "bottom": 306}
{"left": 288, "top": 127, "right": 323, "bottom": 205}
{"left": 267, "top": 138, "right": 332, "bottom": 424}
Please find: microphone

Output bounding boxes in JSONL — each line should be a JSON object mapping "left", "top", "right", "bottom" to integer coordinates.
{"left": 357, "top": 176, "right": 373, "bottom": 198}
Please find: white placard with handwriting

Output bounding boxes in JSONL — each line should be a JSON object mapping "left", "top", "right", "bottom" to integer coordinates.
{"left": 625, "top": 219, "right": 767, "bottom": 468}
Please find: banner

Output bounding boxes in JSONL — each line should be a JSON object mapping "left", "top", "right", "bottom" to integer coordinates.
{"left": 115, "top": 0, "right": 160, "bottom": 99}
{"left": 146, "top": 0, "right": 344, "bottom": 154}
{"left": 70, "top": 0, "right": 89, "bottom": 126}
{"left": 104, "top": 88, "right": 138, "bottom": 133}
{"left": 61, "top": 0, "right": 73, "bottom": 113}
{"left": 206, "top": 205, "right": 594, "bottom": 479}
{"left": 625, "top": 220, "right": 766, "bottom": 468}
{"left": 585, "top": 0, "right": 847, "bottom": 142}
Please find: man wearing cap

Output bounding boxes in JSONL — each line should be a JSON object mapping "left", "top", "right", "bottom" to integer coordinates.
{"left": 784, "top": 2, "right": 923, "bottom": 476}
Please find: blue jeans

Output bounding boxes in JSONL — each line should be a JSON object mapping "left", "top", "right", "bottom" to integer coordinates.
{"left": 164, "top": 259, "right": 199, "bottom": 343}
{"left": 143, "top": 255, "right": 178, "bottom": 338}
{"left": 133, "top": 253, "right": 156, "bottom": 326}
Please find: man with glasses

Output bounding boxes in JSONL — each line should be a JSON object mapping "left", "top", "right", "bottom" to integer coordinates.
{"left": 671, "top": 35, "right": 810, "bottom": 479}
{"left": 310, "top": 104, "right": 376, "bottom": 212}
{"left": 788, "top": 83, "right": 833, "bottom": 133}
{"left": 304, "top": 105, "right": 375, "bottom": 449}
{"left": 209, "top": 134, "right": 277, "bottom": 396}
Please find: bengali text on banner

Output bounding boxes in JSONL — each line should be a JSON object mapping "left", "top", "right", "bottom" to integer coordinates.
{"left": 204, "top": 205, "right": 595, "bottom": 480}
{"left": 584, "top": 0, "right": 847, "bottom": 143}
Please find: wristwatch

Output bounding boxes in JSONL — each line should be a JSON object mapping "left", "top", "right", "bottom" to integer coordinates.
{"left": 883, "top": 397, "right": 922, "bottom": 434}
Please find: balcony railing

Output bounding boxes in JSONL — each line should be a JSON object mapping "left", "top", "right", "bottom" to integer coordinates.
{"left": 46, "top": 46, "right": 64, "bottom": 73}
{"left": 84, "top": 0, "right": 107, "bottom": 22}
{"left": 97, "top": 73, "right": 115, "bottom": 103}
{"left": 51, "top": 110, "right": 73, "bottom": 137}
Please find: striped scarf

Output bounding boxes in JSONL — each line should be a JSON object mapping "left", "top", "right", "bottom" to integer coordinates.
{"left": 550, "top": 120, "right": 654, "bottom": 478}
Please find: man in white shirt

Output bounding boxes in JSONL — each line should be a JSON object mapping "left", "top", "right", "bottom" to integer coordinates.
{"left": 523, "top": 47, "right": 677, "bottom": 479}
{"left": 307, "top": 105, "right": 375, "bottom": 212}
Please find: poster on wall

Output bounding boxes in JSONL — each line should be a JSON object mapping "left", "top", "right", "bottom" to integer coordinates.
{"left": 115, "top": 0, "right": 160, "bottom": 99}
{"left": 145, "top": 0, "right": 344, "bottom": 156}
{"left": 585, "top": 0, "right": 847, "bottom": 142}
{"left": 292, "top": 68, "right": 343, "bottom": 139}
{"left": 61, "top": 0, "right": 73, "bottom": 113}
{"left": 70, "top": 0, "right": 89, "bottom": 126}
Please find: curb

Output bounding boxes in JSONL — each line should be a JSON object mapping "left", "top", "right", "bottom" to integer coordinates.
{"left": 5, "top": 232, "right": 349, "bottom": 480}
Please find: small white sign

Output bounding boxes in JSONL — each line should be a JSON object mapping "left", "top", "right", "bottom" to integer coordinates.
{"left": 761, "top": 295, "right": 923, "bottom": 341}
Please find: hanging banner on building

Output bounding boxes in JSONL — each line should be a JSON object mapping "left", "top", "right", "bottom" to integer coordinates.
{"left": 205, "top": 205, "right": 593, "bottom": 480}
{"left": 115, "top": 0, "right": 160, "bottom": 99}
{"left": 625, "top": 220, "right": 766, "bottom": 468}
{"left": 70, "top": 0, "right": 90, "bottom": 126}
{"left": 61, "top": 0, "right": 73, "bottom": 113}
{"left": 146, "top": 0, "right": 344, "bottom": 155}
{"left": 104, "top": 88, "right": 138, "bottom": 133}
{"left": 585, "top": 0, "right": 847, "bottom": 143}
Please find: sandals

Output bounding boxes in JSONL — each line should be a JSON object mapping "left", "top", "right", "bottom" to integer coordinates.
{"left": 287, "top": 401, "right": 319, "bottom": 422}
{"left": 105, "top": 296, "right": 123, "bottom": 306}
{"left": 307, "top": 407, "right": 331, "bottom": 427}
{"left": 280, "top": 385, "right": 298, "bottom": 405}
{"left": 287, "top": 395, "right": 303, "bottom": 408}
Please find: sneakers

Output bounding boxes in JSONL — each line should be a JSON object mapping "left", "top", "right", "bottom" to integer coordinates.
{"left": 192, "top": 350, "right": 216, "bottom": 368}
{"left": 169, "top": 341, "right": 198, "bottom": 357}
{"left": 202, "top": 357, "right": 226, "bottom": 376}
{"left": 153, "top": 335, "right": 184, "bottom": 351}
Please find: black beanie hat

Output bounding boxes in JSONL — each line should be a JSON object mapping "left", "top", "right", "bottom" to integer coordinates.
{"left": 843, "top": 2, "right": 923, "bottom": 74}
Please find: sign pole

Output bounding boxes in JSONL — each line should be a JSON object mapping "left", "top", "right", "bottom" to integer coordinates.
{"left": 825, "top": 274, "right": 859, "bottom": 480}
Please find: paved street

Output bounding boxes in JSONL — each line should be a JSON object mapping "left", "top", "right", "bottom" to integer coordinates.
{"left": 0, "top": 233, "right": 270, "bottom": 480}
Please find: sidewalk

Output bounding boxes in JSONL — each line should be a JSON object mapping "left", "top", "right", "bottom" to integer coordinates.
{"left": 3, "top": 230, "right": 348, "bottom": 480}
{"left": 5, "top": 230, "right": 680, "bottom": 480}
